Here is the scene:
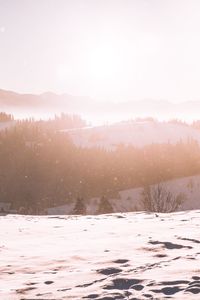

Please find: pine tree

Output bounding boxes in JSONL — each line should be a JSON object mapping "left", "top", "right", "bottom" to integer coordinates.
{"left": 98, "top": 196, "right": 113, "bottom": 214}
{"left": 73, "top": 197, "right": 86, "bottom": 215}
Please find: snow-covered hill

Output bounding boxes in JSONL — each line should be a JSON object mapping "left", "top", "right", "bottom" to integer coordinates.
{"left": 1, "top": 211, "right": 200, "bottom": 299}
{"left": 116, "top": 174, "right": 200, "bottom": 212}
{"left": 47, "top": 174, "right": 200, "bottom": 215}
{"left": 67, "top": 121, "right": 200, "bottom": 150}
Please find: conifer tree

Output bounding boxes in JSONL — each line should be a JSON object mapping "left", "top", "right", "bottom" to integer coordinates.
{"left": 98, "top": 196, "right": 113, "bottom": 214}
{"left": 73, "top": 197, "right": 86, "bottom": 215}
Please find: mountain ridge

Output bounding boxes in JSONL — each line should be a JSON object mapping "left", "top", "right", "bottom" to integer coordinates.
{"left": 1, "top": 88, "right": 200, "bottom": 122}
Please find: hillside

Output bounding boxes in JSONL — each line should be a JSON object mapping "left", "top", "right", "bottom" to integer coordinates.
{"left": 1, "top": 211, "right": 200, "bottom": 299}
{"left": 66, "top": 121, "right": 200, "bottom": 150}
{"left": 47, "top": 174, "right": 200, "bottom": 215}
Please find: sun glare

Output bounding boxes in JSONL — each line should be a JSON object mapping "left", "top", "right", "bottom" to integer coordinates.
{"left": 85, "top": 42, "right": 130, "bottom": 99}
{"left": 56, "top": 34, "right": 161, "bottom": 101}
{"left": 88, "top": 45, "right": 119, "bottom": 82}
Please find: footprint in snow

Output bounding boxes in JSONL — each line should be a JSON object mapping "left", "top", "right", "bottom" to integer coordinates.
{"left": 97, "top": 267, "right": 122, "bottom": 275}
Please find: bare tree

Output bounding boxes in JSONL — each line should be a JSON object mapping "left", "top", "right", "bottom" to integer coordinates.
{"left": 141, "top": 184, "right": 186, "bottom": 213}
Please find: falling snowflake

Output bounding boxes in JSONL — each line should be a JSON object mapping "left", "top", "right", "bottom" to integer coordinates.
{"left": 0, "top": 26, "right": 5, "bottom": 33}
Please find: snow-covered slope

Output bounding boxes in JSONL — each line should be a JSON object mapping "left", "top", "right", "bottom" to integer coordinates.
{"left": 117, "top": 174, "right": 200, "bottom": 212}
{"left": 1, "top": 211, "right": 200, "bottom": 299}
{"left": 47, "top": 174, "right": 200, "bottom": 215}
{"left": 67, "top": 121, "right": 200, "bottom": 150}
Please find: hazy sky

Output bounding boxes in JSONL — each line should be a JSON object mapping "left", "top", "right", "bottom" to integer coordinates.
{"left": 1, "top": 0, "right": 200, "bottom": 102}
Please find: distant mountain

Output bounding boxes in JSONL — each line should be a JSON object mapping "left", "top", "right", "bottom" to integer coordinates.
{"left": 1, "top": 88, "right": 200, "bottom": 122}
{"left": 0, "top": 89, "right": 101, "bottom": 121}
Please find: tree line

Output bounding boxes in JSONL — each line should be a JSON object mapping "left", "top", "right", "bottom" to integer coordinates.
{"left": 0, "top": 113, "right": 200, "bottom": 213}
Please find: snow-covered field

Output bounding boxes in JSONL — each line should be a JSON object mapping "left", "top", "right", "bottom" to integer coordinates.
{"left": 67, "top": 121, "right": 200, "bottom": 150}
{"left": 1, "top": 211, "right": 200, "bottom": 299}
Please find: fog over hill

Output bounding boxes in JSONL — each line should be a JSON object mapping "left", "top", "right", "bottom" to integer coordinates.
{"left": 66, "top": 121, "right": 200, "bottom": 150}
{"left": 1, "top": 89, "right": 200, "bottom": 123}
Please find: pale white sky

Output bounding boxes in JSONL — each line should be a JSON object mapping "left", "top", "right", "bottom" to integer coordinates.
{"left": 0, "top": 0, "right": 200, "bottom": 102}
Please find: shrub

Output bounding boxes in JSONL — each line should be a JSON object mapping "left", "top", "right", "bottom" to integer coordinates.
{"left": 141, "top": 184, "right": 186, "bottom": 213}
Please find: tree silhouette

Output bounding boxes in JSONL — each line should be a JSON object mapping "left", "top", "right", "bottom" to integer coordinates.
{"left": 98, "top": 196, "right": 113, "bottom": 214}
{"left": 141, "top": 184, "right": 186, "bottom": 213}
{"left": 73, "top": 197, "right": 86, "bottom": 215}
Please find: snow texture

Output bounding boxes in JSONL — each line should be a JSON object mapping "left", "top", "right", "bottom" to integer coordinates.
{"left": 1, "top": 211, "right": 200, "bottom": 299}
